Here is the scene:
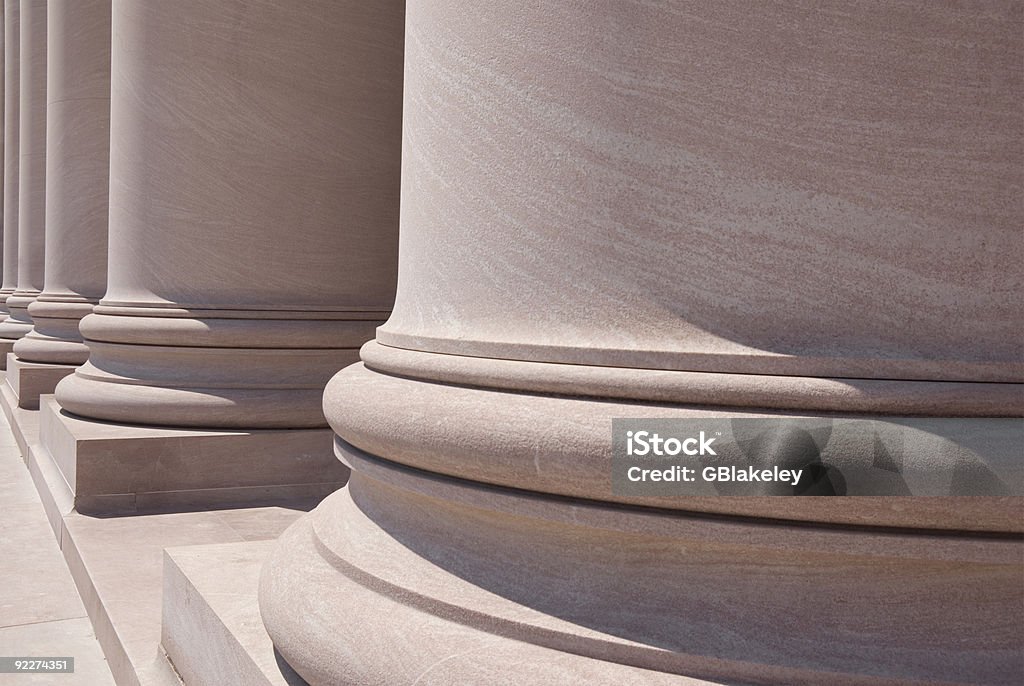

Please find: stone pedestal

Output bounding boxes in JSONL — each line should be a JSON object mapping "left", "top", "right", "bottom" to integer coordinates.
{"left": 47, "top": 0, "right": 404, "bottom": 503}
{"left": 260, "top": 2, "right": 1024, "bottom": 684}
{"left": 14, "top": 0, "right": 110, "bottom": 380}
{"left": 0, "top": 0, "right": 45, "bottom": 341}
{"left": 0, "top": 0, "right": 21, "bottom": 346}
{"left": 6, "top": 353, "right": 73, "bottom": 409}
{"left": 34, "top": 397, "right": 346, "bottom": 515}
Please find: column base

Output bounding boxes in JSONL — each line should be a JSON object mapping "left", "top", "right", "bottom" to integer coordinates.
{"left": 0, "top": 338, "right": 14, "bottom": 369}
{"left": 38, "top": 397, "right": 349, "bottom": 514}
{"left": 260, "top": 450, "right": 1024, "bottom": 686}
{"left": 6, "top": 353, "right": 77, "bottom": 409}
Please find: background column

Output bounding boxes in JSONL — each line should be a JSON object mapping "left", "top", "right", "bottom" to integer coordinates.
{"left": 0, "top": 0, "right": 18, "bottom": 363}
{"left": 260, "top": 2, "right": 1023, "bottom": 684}
{"left": 0, "top": 11, "right": 5, "bottom": 317}
{"left": 45, "top": 0, "right": 404, "bottom": 511}
{"left": 0, "top": 0, "right": 43, "bottom": 343}
{"left": 10, "top": 0, "right": 110, "bottom": 408}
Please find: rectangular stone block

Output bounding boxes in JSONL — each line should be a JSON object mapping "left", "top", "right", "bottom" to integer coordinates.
{"left": 7, "top": 353, "right": 77, "bottom": 409}
{"left": 0, "top": 340, "right": 14, "bottom": 369}
{"left": 162, "top": 541, "right": 306, "bottom": 686}
{"left": 38, "top": 397, "right": 348, "bottom": 514}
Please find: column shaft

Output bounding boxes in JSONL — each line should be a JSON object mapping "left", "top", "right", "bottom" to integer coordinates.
{"left": 0, "top": 0, "right": 18, "bottom": 314}
{"left": 0, "top": 0, "right": 43, "bottom": 340}
{"left": 14, "top": 0, "right": 110, "bottom": 365}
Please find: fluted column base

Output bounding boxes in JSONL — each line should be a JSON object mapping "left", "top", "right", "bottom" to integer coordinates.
{"left": 0, "top": 289, "right": 39, "bottom": 339}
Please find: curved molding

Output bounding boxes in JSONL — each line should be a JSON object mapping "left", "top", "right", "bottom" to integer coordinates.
{"left": 260, "top": 466, "right": 1024, "bottom": 685}
{"left": 80, "top": 312, "right": 384, "bottom": 349}
{"left": 14, "top": 296, "right": 97, "bottom": 364}
{"left": 56, "top": 342, "right": 361, "bottom": 428}
{"left": 363, "top": 341, "right": 1024, "bottom": 417}
{"left": 0, "top": 289, "right": 36, "bottom": 339}
{"left": 325, "top": 362, "right": 1022, "bottom": 529}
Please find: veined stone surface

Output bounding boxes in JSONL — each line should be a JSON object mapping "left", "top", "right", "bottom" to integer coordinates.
{"left": 261, "top": 2, "right": 1024, "bottom": 684}
{"left": 54, "top": 0, "right": 405, "bottom": 429}
{"left": 15, "top": 0, "right": 110, "bottom": 365}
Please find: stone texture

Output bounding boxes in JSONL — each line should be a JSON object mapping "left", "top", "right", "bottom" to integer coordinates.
{"left": 5, "top": 351, "right": 73, "bottom": 408}
{"left": 14, "top": 0, "right": 110, "bottom": 366}
{"left": 36, "top": 396, "right": 347, "bottom": 514}
{"left": 163, "top": 542, "right": 309, "bottom": 686}
{"left": 260, "top": 2, "right": 1024, "bottom": 684}
{"left": 0, "top": 339, "right": 13, "bottom": 370}
{"left": 0, "top": 0, "right": 44, "bottom": 340}
{"left": 0, "top": 405, "right": 115, "bottom": 686}
{"left": 0, "top": 0, "right": 19, "bottom": 317}
{"left": 54, "top": 0, "right": 404, "bottom": 430}
{"left": 5, "top": 386, "right": 316, "bottom": 686}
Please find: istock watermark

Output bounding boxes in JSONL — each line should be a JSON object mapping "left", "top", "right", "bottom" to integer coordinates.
{"left": 611, "top": 417, "right": 1024, "bottom": 497}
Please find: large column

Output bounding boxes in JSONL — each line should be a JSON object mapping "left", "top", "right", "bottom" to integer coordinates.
{"left": 260, "top": 2, "right": 1024, "bottom": 685}
{"left": 0, "top": 0, "right": 18, "bottom": 363}
{"left": 0, "top": 0, "right": 43, "bottom": 343}
{"left": 9, "top": 0, "right": 110, "bottom": 408}
{"left": 43, "top": 0, "right": 403, "bottom": 512}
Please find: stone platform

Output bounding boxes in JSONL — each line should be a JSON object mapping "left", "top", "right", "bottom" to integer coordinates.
{"left": 4, "top": 353, "right": 76, "bottom": 409}
{"left": 0, "top": 376, "right": 324, "bottom": 686}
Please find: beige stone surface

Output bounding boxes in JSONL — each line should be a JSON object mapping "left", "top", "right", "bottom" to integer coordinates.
{"left": 378, "top": 1, "right": 1022, "bottom": 389}
{"left": 54, "top": 0, "right": 404, "bottom": 429}
{"left": 59, "top": 500, "right": 310, "bottom": 686}
{"left": 0, "top": 0, "right": 44, "bottom": 340}
{"left": 37, "top": 396, "right": 347, "bottom": 514}
{"left": 262, "top": 2, "right": 1024, "bottom": 684}
{"left": 1, "top": 383, "right": 315, "bottom": 686}
{"left": 163, "top": 542, "right": 308, "bottom": 686}
{"left": 5, "top": 352, "right": 72, "bottom": 408}
{"left": 0, "top": 1, "right": 19, "bottom": 315}
{"left": 0, "top": 405, "right": 114, "bottom": 686}
{"left": 15, "top": 0, "right": 110, "bottom": 365}
{"left": 0, "top": 338, "right": 12, "bottom": 369}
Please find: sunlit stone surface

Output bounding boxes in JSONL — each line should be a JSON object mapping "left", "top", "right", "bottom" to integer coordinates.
{"left": 260, "top": 2, "right": 1023, "bottom": 684}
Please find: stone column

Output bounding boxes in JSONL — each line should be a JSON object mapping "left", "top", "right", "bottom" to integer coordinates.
{"left": 8, "top": 0, "right": 110, "bottom": 408}
{"left": 42, "top": 0, "right": 403, "bottom": 512}
{"left": 0, "top": 0, "right": 43, "bottom": 344}
{"left": 0, "top": 0, "right": 18, "bottom": 364}
{"left": 18, "top": 0, "right": 109, "bottom": 350}
{"left": 0, "top": 13, "right": 5, "bottom": 314}
{"left": 260, "top": 2, "right": 1023, "bottom": 684}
